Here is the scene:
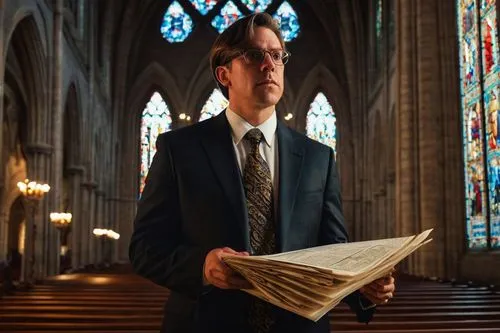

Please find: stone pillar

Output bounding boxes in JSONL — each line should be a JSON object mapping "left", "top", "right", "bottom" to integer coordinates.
{"left": 23, "top": 144, "right": 52, "bottom": 283}
{"left": 0, "top": 205, "right": 8, "bottom": 261}
{"left": 396, "top": 0, "right": 463, "bottom": 279}
{"left": 79, "top": 183, "right": 89, "bottom": 266}
{"left": 80, "top": 181, "right": 96, "bottom": 267}
{"left": 0, "top": 0, "right": 5, "bottom": 214}
{"left": 67, "top": 165, "right": 84, "bottom": 269}
{"left": 396, "top": 0, "right": 420, "bottom": 274}
{"left": 88, "top": 188, "right": 96, "bottom": 264}
{"left": 46, "top": 0, "right": 64, "bottom": 277}
{"left": 117, "top": 196, "right": 136, "bottom": 262}
{"left": 94, "top": 190, "right": 104, "bottom": 264}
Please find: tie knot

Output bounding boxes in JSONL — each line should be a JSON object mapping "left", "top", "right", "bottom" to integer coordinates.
{"left": 244, "top": 128, "right": 264, "bottom": 146}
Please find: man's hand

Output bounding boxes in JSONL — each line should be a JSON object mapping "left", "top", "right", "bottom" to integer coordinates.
{"left": 360, "top": 270, "right": 396, "bottom": 305}
{"left": 203, "top": 247, "right": 253, "bottom": 290}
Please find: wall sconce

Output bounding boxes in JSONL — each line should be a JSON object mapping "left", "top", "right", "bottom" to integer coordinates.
{"left": 179, "top": 113, "right": 191, "bottom": 122}
{"left": 93, "top": 228, "right": 120, "bottom": 240}
{"left": 17, "top": 179, "right": 50, "bottom": 200}
{"left": 50, "top": 212, "right": 72, "bottom": 230}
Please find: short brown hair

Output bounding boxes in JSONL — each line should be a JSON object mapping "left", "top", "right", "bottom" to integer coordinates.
{"left": 209, "top": 13, "right": 286, "bottom": 99}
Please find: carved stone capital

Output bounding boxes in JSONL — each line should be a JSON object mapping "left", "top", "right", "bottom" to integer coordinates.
{"left": 81, "top": 181, "right": 98, "bottom": 190}
{"left": 25, "top": 142, "right": 53, "bottom": 156}
{"left": 65, "top": 165, "right": 85, "bottom": 176}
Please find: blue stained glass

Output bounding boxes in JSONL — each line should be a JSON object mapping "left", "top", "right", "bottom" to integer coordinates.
{"left": 160, "top": 1, "right": 194, "bottom": 43}
{"left": 306, "top": 93, "right": 337, "bottom": 154}
{"left": 189, "top": 0, "right": 219, "bottom": 15}
{"left": 273, "top": 1, "right": 300, "bottom": 42}
{"left": 376, "top": 0, "right": 383, "bottom": 42}
{"left": 241, "top": 0, "right": 273, "bottom": 12}
{"left": 199, "top": 89, "right": 228, "bottom": 121}
{"left": 139, "top": 92, "right": 172, "bottom": 195}
{"left": 211, "top": 1, "right": 244, "bottom": 34}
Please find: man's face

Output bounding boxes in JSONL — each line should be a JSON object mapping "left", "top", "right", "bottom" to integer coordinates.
{"left": 223, "top": 27, "right": 285, "bottom": 109}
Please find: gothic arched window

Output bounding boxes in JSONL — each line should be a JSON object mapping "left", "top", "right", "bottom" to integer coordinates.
{"left": 306, "top": 92, "right": 337, "bottom": 155}
{"left": 199, "top": 88, "right": 229, "bottom": 121}
{"left": 457, "top": 0, "right": 499, "bottom": 249}
{"left": 161, "top": 0, "right": 300, "bottom": 43}
{"left": 139, "top": 92, "right": 172, "bottom": 195}
{"left": 161, "top": 1, "right": 194, "bottom": 43}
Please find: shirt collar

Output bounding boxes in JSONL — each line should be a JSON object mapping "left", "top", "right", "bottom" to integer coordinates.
{"left": 226, "top": 107, "right": 277, "bottom": 147}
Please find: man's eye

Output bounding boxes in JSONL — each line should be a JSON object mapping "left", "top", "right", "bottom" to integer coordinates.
{"left": 271, "top": 52, "right": 282, "bottom": 61}
{"left": 248, "top": 51, "right": 263, "bottom": 60}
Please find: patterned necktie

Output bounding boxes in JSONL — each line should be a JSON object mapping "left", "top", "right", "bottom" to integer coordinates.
{"left": 243, "top": 128, "right": 275, "bottom": 333}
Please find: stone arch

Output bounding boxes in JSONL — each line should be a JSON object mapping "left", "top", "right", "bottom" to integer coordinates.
{"left": 63, "top": 82, "right": 84, "bottom": 168}
{"left": 127, "top": 62, "right": 182, "bottom": 126}
{"left": 294, "top": 64, "right": 351, "bottom": 143}
{"left": 192, "top": 84, "right": 226, "bottom": 122}
{"left": 4, "top": 14, "right": 48, "bottom": 146}
{"left": 185, "top": 57, "right": 216, "bottom": 118}
{"left": 121, "top": 63, "right": 178, "bottom": 200}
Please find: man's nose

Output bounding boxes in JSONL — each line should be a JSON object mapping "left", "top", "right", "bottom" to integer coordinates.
{"left": 260, "top": 52, "right": 275, "bottom": 71}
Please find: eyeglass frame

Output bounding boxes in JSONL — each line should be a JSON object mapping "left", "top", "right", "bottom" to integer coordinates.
{"left": 223, "top": 48, "right": 291, "bottom": 66}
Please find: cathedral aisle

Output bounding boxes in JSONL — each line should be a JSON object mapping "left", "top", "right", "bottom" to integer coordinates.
{"left": 0, "top": 269, "right": 499, "bottom": 332}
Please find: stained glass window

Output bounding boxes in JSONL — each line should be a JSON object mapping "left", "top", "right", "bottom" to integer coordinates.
{"left": 211, "top": 1, "right": 244, "bottom": 34}
{"left": 458, "top": 0, "right": 499, "bottom": 249}
{"left": 306, "top": 93, "right": 337, "bottom": 154}
{"left": 160, "top": 1, "right": 194, "bottom": 43}
{"left": 376, "top": 0, "right": 383, "bottom": 43}
{"left": 189, "top": 0, "right": 219, "bottom": 15}
{"left": 241, "top": 0, "right": 273, "bottom": 12}
{"left": 199, "top": 88, "right": 229, "bottom": 121}
{"left": 139, "top": 92, "right": 172, "bottom": 195}
{"left": 374, "top": 0, "right": 383, "bottom": 65}
{"left": 160, "top": 1, "right": 302, "bottom": 42}
{"left": 273, "top": 1, "right": 300, "bottom": 42}
{"left": 480, "top": 0, "right": 500, "bottom": 248}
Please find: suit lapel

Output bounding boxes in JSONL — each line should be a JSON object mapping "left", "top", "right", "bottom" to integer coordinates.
{"left": 277, "top": 122, "right": 304, "bottom": 252}
{"left": 200, "top": 112, "right": 250, "bottom": 251}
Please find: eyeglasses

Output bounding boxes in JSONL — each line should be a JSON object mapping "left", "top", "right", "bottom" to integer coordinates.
{"left": 237, "top": 48, "right": 291, "bottom": 66}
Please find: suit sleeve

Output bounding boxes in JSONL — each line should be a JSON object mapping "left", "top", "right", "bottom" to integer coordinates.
{"left": 129, "top": 134, "right": 207, "bottom": 299}
{"left": 319, "top": 148, "right": 376, "bottom": 323}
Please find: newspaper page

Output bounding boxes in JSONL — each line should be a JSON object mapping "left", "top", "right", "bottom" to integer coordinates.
{"left": 261, "top": 235, "right": 417, "bottom": 276}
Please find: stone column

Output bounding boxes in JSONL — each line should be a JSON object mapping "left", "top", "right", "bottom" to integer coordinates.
{"left": 0, "top": 0, "right": 5, "bottom": 214}
{"left": 22, "top": 144, "right": 52, "bottom": 283}
{"left": 117, "top": 196, "right": 136, "bottom": 262}
{"left": 0, "top": 204, "right": 8, "bottom": 261}
{"left": 396, "top": 0, "right": 420, "bottom": 274}
{"left": 87, "top": 187, "right": 96, "bottom": 264}
{"left": 396, "top": 0, "right": 463, "bottom": 279}
{"left": 79, "top": 182, "right": 89, "bottom": 266}
{"left": 94, "top": 190, "right": 104, "bottom": 264}
{"left": 46, "top": 0, "right": 64, "bottom": 277}
{"left": 67, "top": 165, "right": 84, "bottom": 269}
{"left": 80, "top": 181, "right": 96, "bottom": 267}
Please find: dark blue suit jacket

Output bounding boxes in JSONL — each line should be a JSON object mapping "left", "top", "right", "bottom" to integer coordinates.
{"left": 129, "top": 112, "right": 374, "bottom": 333}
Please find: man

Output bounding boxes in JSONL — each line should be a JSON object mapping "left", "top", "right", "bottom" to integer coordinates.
{"left": 129, "top": 13, "right": 395, "bottom": 333}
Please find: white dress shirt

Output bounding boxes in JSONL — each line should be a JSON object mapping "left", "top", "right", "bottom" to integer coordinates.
{"left": 225, "top": 108, "right": 279, "bottom": 209}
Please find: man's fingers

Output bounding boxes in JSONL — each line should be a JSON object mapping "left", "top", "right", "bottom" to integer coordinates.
{"left": 221, "top": 247, "right": 250, "bottom": 257}
{"left": 361, "top": 284, "right": 393, "bottom": 303}
{"left": 221, "top": 247, "right": 239, "bottom": 255}
{"left": 375, "top": 276, "right": 395, "bottom": 287}
{"left": 209, "top": 270, "right": 251, "bottom": 289}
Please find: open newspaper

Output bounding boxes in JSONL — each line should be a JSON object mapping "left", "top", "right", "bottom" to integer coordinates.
{"left": 222, "top": 229, "right": 433, "bottom": 321}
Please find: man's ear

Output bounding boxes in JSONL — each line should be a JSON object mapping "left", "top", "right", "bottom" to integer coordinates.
{"left": 215, "top": 66, "right": 230, "bottom": 88}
